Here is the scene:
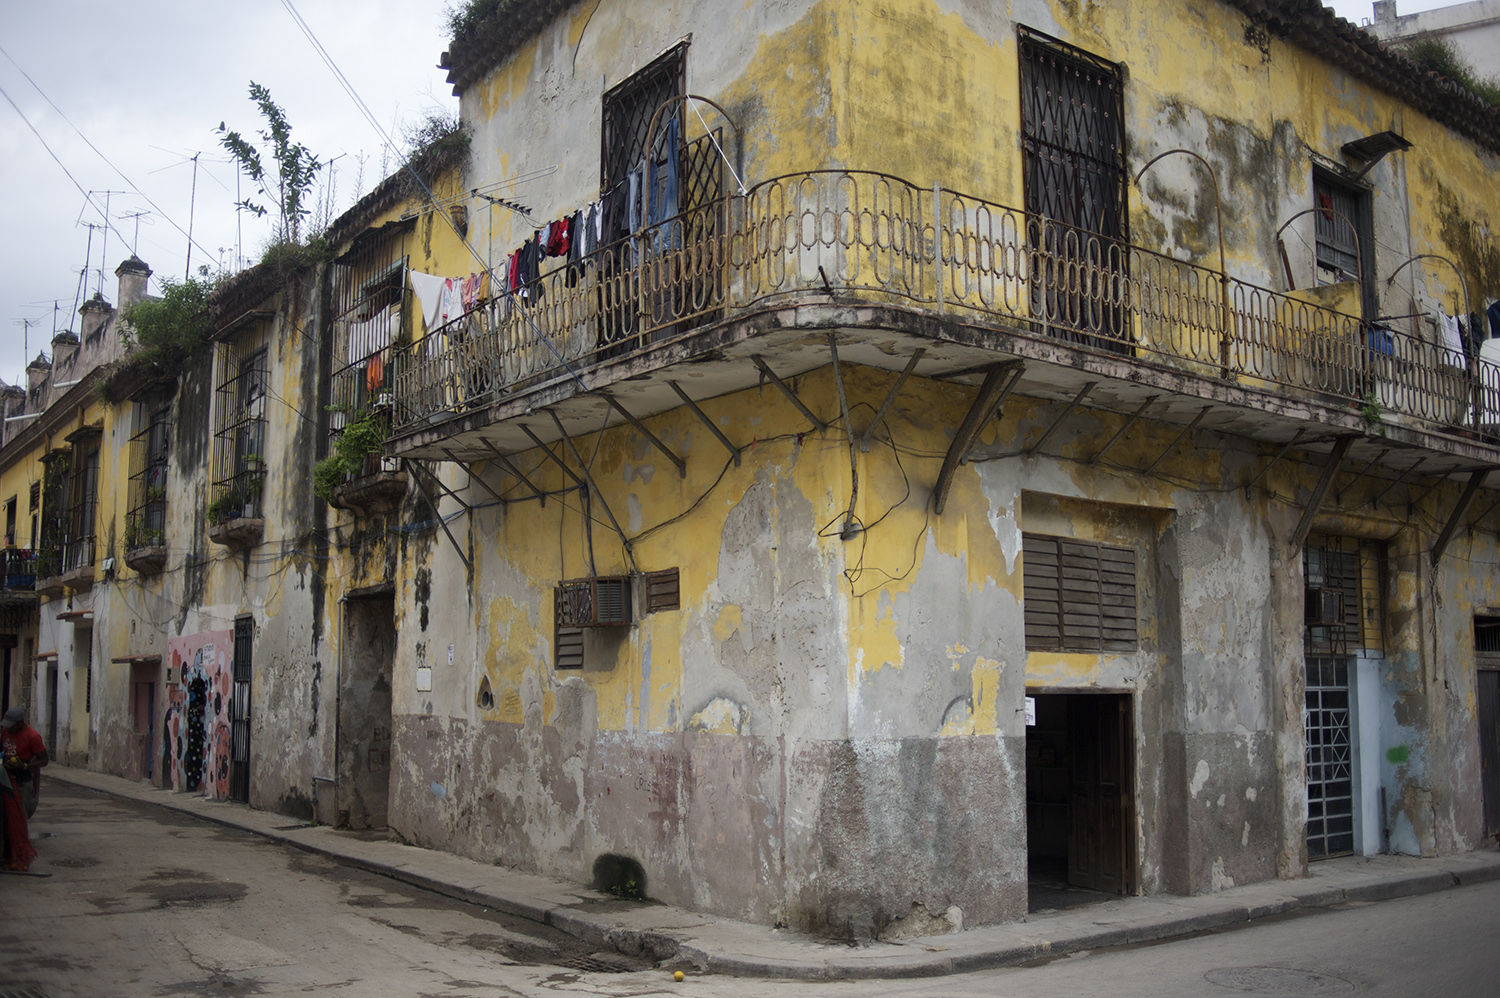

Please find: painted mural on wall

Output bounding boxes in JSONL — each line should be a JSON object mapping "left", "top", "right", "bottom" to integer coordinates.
{"left": 162, "top": 630, "right": 233, "bottom": 798}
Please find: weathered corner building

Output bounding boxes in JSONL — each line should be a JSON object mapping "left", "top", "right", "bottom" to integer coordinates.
{"left": 6, "top": 0, "right": 1500, "bottom": 942}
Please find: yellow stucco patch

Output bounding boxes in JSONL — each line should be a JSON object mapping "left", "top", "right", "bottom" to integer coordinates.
{"left": 714, "top": 604, "right": 743, "bottom": 643}
{"left": 1026, "top": 652, "right": 1109, "bottom": 686}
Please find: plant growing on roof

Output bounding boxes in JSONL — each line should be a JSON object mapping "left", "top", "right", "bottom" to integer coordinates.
{"left": 218, "top": 83, "right": 324, "bottom": 245}
{"left": 313, "top": 410, "right": 390, "bottom": 501}
{"left": 119, "top": 276, "right": 214, "bottom": 370}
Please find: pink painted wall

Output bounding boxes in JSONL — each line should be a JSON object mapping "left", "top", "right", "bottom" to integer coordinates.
{"left": 163, "top": 629, "right": 233, "bottom": 798}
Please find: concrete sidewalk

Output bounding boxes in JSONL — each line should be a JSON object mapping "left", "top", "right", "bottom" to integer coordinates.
{"left": 45, "top": 765, "right": 1500, "bottom": 980}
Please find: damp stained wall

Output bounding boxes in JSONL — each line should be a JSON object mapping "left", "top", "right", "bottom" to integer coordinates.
{"left": 366, "top": 0, "right": 1500, "bottom": 935}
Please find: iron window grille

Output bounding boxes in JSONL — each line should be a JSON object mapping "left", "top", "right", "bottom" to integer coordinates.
{"left": 212, "top": 343, "right": 269, "bottom": 521}
{"left": 126, "top": 403, "right": 170, "bottom": 550}
{"left": 330, "top": 226, "right": 409, "bottom": 449}
{"left": 1019, "top": 26, "right": 1131, "bottom": 352}
{"left": 1303, "top": 538, "right": 1375, "bottom": 656}
{"left": 556, "top": 576, "right": 633, "bottom": 627}
{"left": 1023, "top": 533, "right": 1139, "bottom": 653}
{"left": 63, "top": 437, "right": 100, "bottom": 573}
{"left": 601, "top": 43, "right": 687, "bottom": 209}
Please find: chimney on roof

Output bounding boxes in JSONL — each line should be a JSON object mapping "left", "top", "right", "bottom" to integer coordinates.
{"left": 51, "top": 330, "right": 80, "bottom": 372}
{"left": 115, "top": 255, "right": 152, "bottom": 308}
{"left": 25, "top": 353, "right": 51, "bottom": 394}
{"left": 1373, "top": 1, "right": 1397, "bottom": 23}
{"left": 79, "top": 291, "right": 112, "bottom": 342}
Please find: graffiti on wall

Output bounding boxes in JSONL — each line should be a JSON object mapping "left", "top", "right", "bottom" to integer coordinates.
{"left": 162, "top": 629, "right": 233, "bottom": 799}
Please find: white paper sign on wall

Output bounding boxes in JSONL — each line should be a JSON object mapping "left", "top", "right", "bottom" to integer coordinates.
{"left": 416, "top": 666, "right": 433, "bottom": 692}
{"left": 1025, "top": 696, "right": 1037, "bottom": 727}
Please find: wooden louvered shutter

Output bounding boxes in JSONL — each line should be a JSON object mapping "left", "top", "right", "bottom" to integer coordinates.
{"left": 1023, "top": 534, "right": 1138, "bottom": 653}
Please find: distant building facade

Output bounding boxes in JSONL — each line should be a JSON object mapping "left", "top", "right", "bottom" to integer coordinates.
{"left": 1370, "top": 1, "right": 1500, "bottom": 77}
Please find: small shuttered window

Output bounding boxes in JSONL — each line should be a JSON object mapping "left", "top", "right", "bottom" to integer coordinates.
{"left": 643, "top": 568, "right": 680, "bottom": 612}
{"left": 1023, "top": 533, "right": 1138, "bottom": 652}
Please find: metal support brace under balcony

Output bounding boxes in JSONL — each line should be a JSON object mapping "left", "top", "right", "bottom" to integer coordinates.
{"left": 1431, "top": 469, "right": 1490, "bottom": 564}
{"left": 932, "top": 361, "right": 1024, "bottom": 516}
{"left": 751, "top": 355, "right": 828, "bottom": 431}
{"left": 1290, "top": 436, "right": 1356, "bottom": 550}
{"left": 483, "top": 440, "right": 547, "bottom": 506}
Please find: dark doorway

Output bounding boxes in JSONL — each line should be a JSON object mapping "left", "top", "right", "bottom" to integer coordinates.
{"left": 1475, "top": 616, "right": 1500, "bottom": 840}
{"left": 1480, "top": 670, "right": 1499, "bottom": 840}
{"left": 229, "top": 617, "right": 253, "bottom": 803}
{"left": 1026, "top": 691, "right": 1134, "bottom": 911}
{"left": 338, "top": 593, "right": 396, "bottom": 829}
{"left": 45, "top": 663, "right": 58, "bottom": 756}
{"left": 130, "top": 661, "right": 157, "bottom": 782}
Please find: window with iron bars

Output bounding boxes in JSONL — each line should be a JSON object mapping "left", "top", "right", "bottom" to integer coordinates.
{"left": 1019, "top": 26, "right": 1130, "bottom": 352}
{"left": 37, "top": 451, "right": 69, "bottom": 579}
{"left": 126, "top": 403, "right": 170, "bottom": 551}
{"left": 329, "top": 226, "right": 408, "bottom": 469}
{"left": 63, "top": 436, "right": 100, "bottom": 573}
{"left": 1303, "top": 536, "right": 1383, "bottom": 656}
{"left": 212, "top": 342, "right": 269, "bottom": 522}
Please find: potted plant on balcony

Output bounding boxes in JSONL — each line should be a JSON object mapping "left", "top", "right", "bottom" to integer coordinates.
{"left": 207, "top": 488, "right": 246, "bottom": 526}
{"left": 315, "top": 410, "right": 404, "bottom": 513}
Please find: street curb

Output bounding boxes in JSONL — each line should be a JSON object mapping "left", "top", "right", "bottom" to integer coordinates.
{"left": 47, "top": 769, "right": 1500, "bottom": 980}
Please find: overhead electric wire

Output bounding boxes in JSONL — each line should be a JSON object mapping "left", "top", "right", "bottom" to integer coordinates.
{"left": 277, "top": 0, "right": 590, "bottom": 390}
{"left": 0, "top": 44, "right": 221, "bottom": 271}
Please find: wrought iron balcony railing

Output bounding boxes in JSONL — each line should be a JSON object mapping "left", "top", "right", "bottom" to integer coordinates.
{"left": 1, "top": 548, "right": 38, "bottom": 591}
{"left": 387, "top": 170, "right": 1500, "bottom": 439}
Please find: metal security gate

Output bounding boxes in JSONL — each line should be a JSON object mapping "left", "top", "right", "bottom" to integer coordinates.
{"left": 1305, "top": 656, "right": 1355, "bottom": 858}
{"left": 229, "top": 617, "right": 253, "bottom": 803}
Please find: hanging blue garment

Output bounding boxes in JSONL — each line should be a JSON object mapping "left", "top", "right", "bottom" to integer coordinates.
{"left": 1489, "top": 300, "right": 1500, "bottom": 340}
{"left": 647, "top": 117, "right": 681, "bottom": 253}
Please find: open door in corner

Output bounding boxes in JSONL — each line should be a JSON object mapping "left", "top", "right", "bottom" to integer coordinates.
{"left": 1027, "top": 691, "right": 1135, "bottom": 909}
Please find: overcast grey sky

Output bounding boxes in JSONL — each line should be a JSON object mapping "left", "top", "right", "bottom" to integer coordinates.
{"left": 0, "top": 0, "right": 453, "bottom": 385}
{"left": 0, "top": 0, "right": 1464, "bottom": 386}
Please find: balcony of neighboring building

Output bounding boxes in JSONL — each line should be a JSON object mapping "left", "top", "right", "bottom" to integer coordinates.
{"left": 0, "top": 547, "right": 39, "bottom": 607}
{"left": 382, "top": 170, "right": 1500, "bottom": 484}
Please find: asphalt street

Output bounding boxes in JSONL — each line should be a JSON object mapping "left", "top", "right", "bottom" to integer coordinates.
{"left": 7, "top": 782, "right": 1499, "bottom": 997}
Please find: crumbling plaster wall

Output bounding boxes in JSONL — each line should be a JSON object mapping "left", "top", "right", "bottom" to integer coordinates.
{"left": 382, "top": 358, "right": 1389, "bottom": 931}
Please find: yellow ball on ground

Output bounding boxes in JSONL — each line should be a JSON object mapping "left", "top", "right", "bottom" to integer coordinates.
{"left": 673, "top": 970, "right": 685, "bottom": 982}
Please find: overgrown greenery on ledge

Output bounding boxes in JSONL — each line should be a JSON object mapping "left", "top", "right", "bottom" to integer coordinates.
{"left": 395, "top": 110, "right": 473, "bottom": 201}
{"left": 445, "top": 0, "right": 516, "bottom": 47}
{"left": 1402, "top": 37, "right": 1500, "bottom": 108}
{"left": 314, "top": 410, "right": 390, "bottom": 500}
{"left": 99, "top": 276, "right": 215, "bottom": 402}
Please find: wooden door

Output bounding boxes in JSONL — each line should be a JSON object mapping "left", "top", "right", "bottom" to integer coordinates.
{"left": 1068, "top": 694, "right": 1133, "bottom": 893}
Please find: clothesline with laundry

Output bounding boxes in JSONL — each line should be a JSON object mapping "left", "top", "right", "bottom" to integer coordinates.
{"left": 407, "top": 118, "right": 684, "bottom": 336}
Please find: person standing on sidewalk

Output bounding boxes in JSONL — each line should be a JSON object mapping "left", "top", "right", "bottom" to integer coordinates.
{"left": 2, "top": 707, "right": 47, "bottom": 818}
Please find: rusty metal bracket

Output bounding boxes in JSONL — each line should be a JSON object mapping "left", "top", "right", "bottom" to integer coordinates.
{"left": 1028, "top": 382, "right": 1098, "bottom": 457}
{"left": 543, "top": 413, "right": 637, "bottom": 573}
{"left": 827, "top": 332, "right": 860, "bottom": 537}
{"left": 1431, "top": 469, "right": 1490, "bottom": 564}
{"left": 959, "top": 363, "right": 1026, "bottom": 465}
{"left": 1090, "top": 394, "right": 1160, "bottom": 467}
{"left": 860, "top": 348, "right": 925, "bottom": 452}
{"left": 1242, "top": 428, "right": 1306, "bottom": 498}
{"left": 1467, "top": 490, "right": 1500, "bottom": 531}
{"left": 596, "top": 392, "right": 686, "bottom": 477}
{"left": 1335, "top": 447, "right": 1390, "bottom": 503}
{"left": 1370, "top": 457, "right": 1425, "bottom": 509}
{"left": 751, "top": 355, "right": 827, "bottom": 431}
{"left": 482, "top": 439, "right": 546, "bottom": 506}
{"left": 1144, "top": 405, "right": 1210, "bottom": 476}
{"left": 443, "top": 448, "right": 509, "bottom": 507}
{"left": 931, "top": 362, "right": 1022, "bottom": 516}
{"left": 1290, "top": 436, "right": 1356, "bottom": 550}
{"left": 668, "top": 381, "right": 741, "bottom": 466}
{"left": 404, "top": 460, "right": 472, "bottom": 573}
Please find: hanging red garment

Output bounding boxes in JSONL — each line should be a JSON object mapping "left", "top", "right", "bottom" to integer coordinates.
{"left": 2, "top": 777, "right": 35, "bottom": 871}
{"left": 366, "top": 353, "right": 385, "bottom": 393}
